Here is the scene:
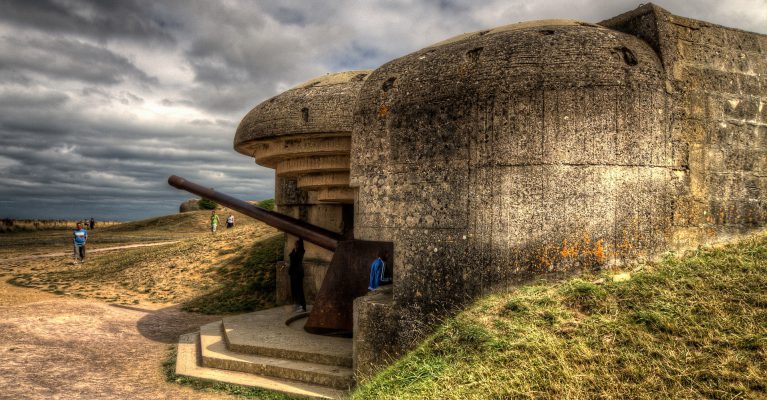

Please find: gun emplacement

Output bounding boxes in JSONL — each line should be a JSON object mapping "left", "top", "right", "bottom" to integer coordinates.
{"left": 168, "top": 174, "right": 392, "bottom": 335}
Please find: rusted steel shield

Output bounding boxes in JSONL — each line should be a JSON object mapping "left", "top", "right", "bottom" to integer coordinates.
{"left": 304, "top": 240, "right": 393, "bottom": 335}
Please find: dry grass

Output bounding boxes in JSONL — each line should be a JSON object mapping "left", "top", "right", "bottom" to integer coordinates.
{"left": 5, "top": 210, "right": 282, "bottom": 312}
{"left": 352, "top": 232, "right": 767, "bottom": 400}
{"left": 0, "top": 219, "right": 121, "bottom": 233}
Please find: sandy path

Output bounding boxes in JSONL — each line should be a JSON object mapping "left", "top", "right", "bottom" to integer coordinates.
{"left": 0, "top": 284, "right": 232, "bottom": 399}
{"left": 1, "top": 241, "right": 180, "bottom": 262}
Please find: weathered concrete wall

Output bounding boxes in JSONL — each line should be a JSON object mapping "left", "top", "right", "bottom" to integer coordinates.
{"left": 601, "top": 4, "right": 767, "bottom": 247}
{"left": 351, "top": 8, "right": 766, "bottom": 376}
{"left": 351, "top": 21, "right": 676, "bottom": 374}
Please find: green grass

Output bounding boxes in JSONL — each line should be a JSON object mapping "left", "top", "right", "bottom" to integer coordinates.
{"left": 181, "top": 234, "right": 284, "bottom": 314}
{"left": 352, "top": 232, "right": 767, "bottom": 400}
{"left": 162, "top": 345, "right": 298, "bottom": 399}
{"left": 258, "top": 199, "right": 275, "bottom": 211}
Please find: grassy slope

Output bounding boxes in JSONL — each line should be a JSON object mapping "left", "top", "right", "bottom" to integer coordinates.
{"left": 8, "top": 210, "right": 283, "bottom": 312}
{"left": 353, "top": 232, "right": 767, "bottom": 400}
{"left": 180, "top": 234, "right": 283, "bottom": 314}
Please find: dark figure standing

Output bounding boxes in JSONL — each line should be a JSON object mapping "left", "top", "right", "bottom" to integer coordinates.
{"left": 288, "top": 239, "right": 306, "bottom": 312}
{"left": 89, "top": 217, "right": 95, "bottom": 230}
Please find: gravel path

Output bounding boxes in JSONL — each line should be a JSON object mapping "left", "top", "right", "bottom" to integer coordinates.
{"left": 1, "top": 241, "right": 180, "bottom": 262}
{"left": 0, "top": 284, "right": 230, "bottom": 399}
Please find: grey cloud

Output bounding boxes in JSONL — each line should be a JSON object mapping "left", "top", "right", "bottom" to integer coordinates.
{"left": 0, "top": 126, "right": 273, "bottom": 220}
{"left": 0, "top": 0, "right": 175, "bottom": 44}
{"left": 161, "top": 98, "right": 194, "bottom": 107}
{"left": 0, "top": 36, "right": 157, "bottom": 85}
{"left": 121, "top": 91, "right": 144, "bottom": 104}
{"left": 0, "top": 89, "right": 69, "bottom": 108}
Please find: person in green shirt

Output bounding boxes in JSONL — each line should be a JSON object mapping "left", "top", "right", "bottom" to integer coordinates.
{"left": 210, "top": 210, "right": 220, "bottom": 233}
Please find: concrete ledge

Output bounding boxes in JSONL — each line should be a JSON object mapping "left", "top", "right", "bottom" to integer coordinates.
{"left": 176, "top": 333, "right": 347, "bottom": 399}
{"left": 222, "top": 307, "right": 353, "bottom": 368}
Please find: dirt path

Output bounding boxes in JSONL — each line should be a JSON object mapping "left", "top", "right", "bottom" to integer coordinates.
{"left": 1, "top": 241, "right": 180, "bottom": 262}
{"left": 0, "top": 283, "right": 232, "bottom": 399}
{"left": 0, "top": 214, "right": 280, "bottom": 399}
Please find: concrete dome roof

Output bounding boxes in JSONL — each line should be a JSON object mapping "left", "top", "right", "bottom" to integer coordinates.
{"left": 358, "top": 20, "right": 662, "bottom": 102}
{"left": 234, "top": 70, "right": 371, "bottom": 156}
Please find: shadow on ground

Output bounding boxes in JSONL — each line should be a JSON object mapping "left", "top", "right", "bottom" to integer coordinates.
{"left": 117, "top": 304, "right": 222, "bottom": 343}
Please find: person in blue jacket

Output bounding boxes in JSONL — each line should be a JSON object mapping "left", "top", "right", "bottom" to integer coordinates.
{"left": 72, "top": 222, "right": 87, "bottom": 264}
{"left": 368, "top": 249, "right": 391, "bottom": 291}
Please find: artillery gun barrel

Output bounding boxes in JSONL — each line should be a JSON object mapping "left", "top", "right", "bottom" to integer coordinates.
{"left": 168, "top": 175, "right": 341, "bottom": 251}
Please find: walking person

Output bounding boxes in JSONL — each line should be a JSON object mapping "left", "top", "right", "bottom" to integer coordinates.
{"left": 210, "top": 210, "right": 219, "bottom": 233}
{"left": 72, "top": 222, "right": 87, "bottom": 264}
{"left": 226, "top": 214, "right": 235, "bottom": 229}
{"left": 288, "top": 239, "right": 306, "bottom": 312}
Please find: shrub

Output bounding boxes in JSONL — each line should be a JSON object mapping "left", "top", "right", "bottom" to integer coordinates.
{"left": 258, "top": 199, "right": 275, "bottom": 211}
{"left": 197, "top": 198, "right": 218, "bottom": 210}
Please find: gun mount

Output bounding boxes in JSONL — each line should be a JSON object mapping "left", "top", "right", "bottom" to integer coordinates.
{"left": 168, "top": 175, "right": 392, "bottom": 335}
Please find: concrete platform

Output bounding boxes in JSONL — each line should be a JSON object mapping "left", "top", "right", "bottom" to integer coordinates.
{"left": 201, "top": 322, "right": 353, "bottom": 389}
{"left": 175, "top": 306, "right": 354, "bottom": 399}
{"left": 223, "top": 306, "right": 353, "bottom": 367}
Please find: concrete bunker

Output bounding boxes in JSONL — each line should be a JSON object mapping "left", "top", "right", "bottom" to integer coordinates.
{"left": 170, "top": 3, "right": 766, "bottom": 392}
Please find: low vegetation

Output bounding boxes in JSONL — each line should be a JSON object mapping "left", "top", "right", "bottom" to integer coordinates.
{"left": 257, "top": 199, "right": 275, "bottom": 211}
{"left": 352, "top": 232, "right": 767, "bottom": 400}
{"left": 197, "top": 198, "right": 218, "bottom": 210}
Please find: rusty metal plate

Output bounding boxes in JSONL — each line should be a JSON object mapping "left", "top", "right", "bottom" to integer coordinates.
{"left": 304, "top": 240, "right": 393, "bottom": 335}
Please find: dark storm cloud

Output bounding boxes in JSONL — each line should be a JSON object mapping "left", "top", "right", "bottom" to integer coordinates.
{"left": 0, "top": 36, "right": 157, "bottom": 85}
{"left": 0, "top": 0, "right": 175, "bottom": 44}
{"left": 0, "top": 121, "right": 273, "bottom": 220}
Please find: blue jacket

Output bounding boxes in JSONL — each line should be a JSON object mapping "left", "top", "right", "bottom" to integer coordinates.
{"left": 368, "top": 257, "right": 391, "bottom": 290}
{"left": 73, "top": 228, "right": 87, "bottom": 245}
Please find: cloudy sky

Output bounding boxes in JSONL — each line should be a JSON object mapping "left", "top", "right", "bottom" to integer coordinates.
{"left": 0, "top": 0, "right": 765, "bottom": 221}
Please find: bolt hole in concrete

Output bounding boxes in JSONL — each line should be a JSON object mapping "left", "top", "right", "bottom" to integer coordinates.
{"left": 382, "top": 77, "right": 396, "bottom": 92}
{"left": 616, "top": 46, "right": 638, "bottom": 65}
{"left": 301, "top": 107, "right": 309, "bottom": 122}
{"left": 465, "top": 47, "right": 484, "bottom": 63}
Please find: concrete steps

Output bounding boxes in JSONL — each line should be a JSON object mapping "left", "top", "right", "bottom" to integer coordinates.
{"left": 200, "top": 322, "right": 353, "bottom": 390}
{"left": 174, "top": 306, "right": 354, "bottom": 399}
{"left": 176, "top": 333, "right": 347, "bottom": 399}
